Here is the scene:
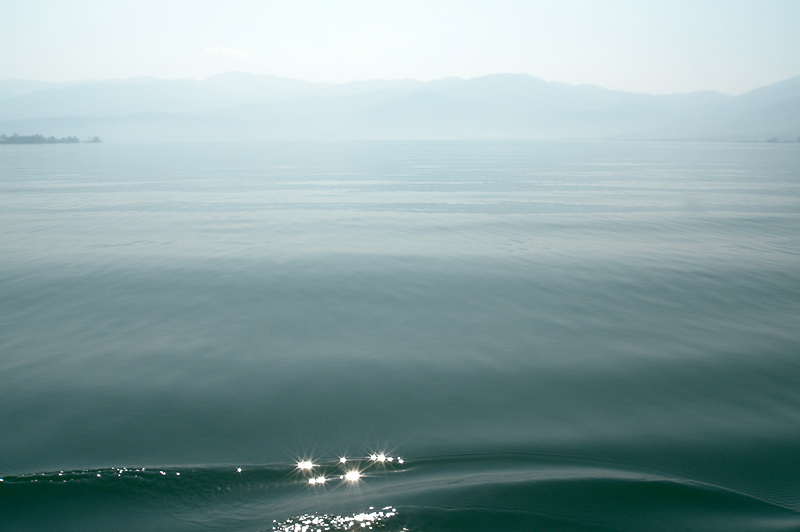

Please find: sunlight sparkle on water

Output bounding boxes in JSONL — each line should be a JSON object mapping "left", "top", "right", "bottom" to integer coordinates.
{"left": 272, "top": 507, "right": 400, "bottom": 532}
{"left": 296, "top": 460, "right": 315, "bottom": 471}
{"left": 290, "top": 449, "right": 406, "bottom": 489}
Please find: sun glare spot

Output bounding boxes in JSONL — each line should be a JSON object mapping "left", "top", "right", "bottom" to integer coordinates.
{"left": 344, "top": 470, "right": 361, "bottom": 482}
{"left": 297, "top": 460, "right": 315, "bottom": 471}
{"left": 339, "top": 457, "right": 347, "bottom": 463}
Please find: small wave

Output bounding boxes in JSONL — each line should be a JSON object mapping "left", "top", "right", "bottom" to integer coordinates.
{"left": 3, "top": 452, "right": 800, "bottom": 532}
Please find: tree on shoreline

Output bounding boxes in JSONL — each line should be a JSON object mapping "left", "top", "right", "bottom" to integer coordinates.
{"left": 0, "top": 133, "right": 99, "bottom": 144}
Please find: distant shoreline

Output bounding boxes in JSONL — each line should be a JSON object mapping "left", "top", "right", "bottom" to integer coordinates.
{"left": 0, "top": 134, "right": 101, "bottom": 144}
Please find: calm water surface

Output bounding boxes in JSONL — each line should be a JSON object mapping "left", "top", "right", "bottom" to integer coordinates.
{"left": 1, "top": 141, "right": 799, "bottom": 531}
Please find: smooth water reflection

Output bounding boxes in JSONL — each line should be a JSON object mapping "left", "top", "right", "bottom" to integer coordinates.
{"left": 0, "top": 141, "right": 799, "bottom": 531}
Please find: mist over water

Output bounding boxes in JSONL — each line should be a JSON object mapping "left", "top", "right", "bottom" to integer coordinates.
{"left": 1, "top": 141, "right": 799, "bottom": 531}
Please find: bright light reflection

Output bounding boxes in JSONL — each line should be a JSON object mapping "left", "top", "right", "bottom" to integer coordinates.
{"left": 344, "top": 470, "right": 361, "bottom": 482}
{"left": 297, "top": 460, "right": 315, "bottom": 470}
{"left": 339, "top": 457, "right": 347, "bottom": 464}
{"left": 272, "top": 507, "right": 397, "bottom": 532}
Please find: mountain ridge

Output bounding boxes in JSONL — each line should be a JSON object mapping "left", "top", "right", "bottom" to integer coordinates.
{"left": 0, "top": 73, "right": 797, "bottom": 142}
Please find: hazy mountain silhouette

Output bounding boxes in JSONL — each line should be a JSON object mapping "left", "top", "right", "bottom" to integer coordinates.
{"left": 640, "top": 75, "right": 800, "bottom": 140}
{"left": 0, "top": 73, "right": 797, "bottom": 142}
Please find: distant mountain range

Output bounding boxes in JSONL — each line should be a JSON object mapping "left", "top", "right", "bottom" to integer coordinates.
{"left": 0, "top": 72, "right": 798, "bottom": 142}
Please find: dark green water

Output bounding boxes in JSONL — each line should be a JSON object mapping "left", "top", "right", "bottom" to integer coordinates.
{"left": 1, "top": 141, "right": 799, "bottom": 531}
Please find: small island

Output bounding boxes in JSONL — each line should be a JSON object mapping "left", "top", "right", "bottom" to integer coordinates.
{"left": 0, "top": 134, "right": 102, "bottom": 144}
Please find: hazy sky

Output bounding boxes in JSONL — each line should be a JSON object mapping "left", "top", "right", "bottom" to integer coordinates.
{"left": 2, "top": 0, "right": 799, "bottom": 95}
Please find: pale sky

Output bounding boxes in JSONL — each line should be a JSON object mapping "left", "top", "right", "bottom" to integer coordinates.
{"left": 2, "top": 0, "right": 799, "bottom": 95}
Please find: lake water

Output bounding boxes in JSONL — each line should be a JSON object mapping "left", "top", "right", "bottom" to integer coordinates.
{"left": 1, "top": 140, "right": 799, "bottom": 531}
